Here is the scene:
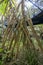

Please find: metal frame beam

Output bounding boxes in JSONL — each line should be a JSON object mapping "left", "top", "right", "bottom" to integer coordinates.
{"left": 28, "top": 0, "right": 43, "bottom": 11}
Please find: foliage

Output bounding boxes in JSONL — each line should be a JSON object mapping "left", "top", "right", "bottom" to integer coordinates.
{"left": 0, "top": 48, "right": 3, "bottom": 52}
{"left": 0, "top": 0, "right": 43, "bottom": 65}
{"left": 0, "top": 0, "right": 9, "bottom": 15}
{"left": 0, "top": 0, "right": 16, "bottom": 15}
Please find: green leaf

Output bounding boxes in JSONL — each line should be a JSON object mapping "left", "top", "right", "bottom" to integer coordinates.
{"left": 0, "top": 61, "right": 2, "bottom": 65}
{"left": 0, "top": 48, "right": 3, "bottom": 52}
{"left": 0, "top": 0, "right": 8, "bottom": 15}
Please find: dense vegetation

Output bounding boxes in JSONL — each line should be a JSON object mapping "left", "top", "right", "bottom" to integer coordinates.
{"left": 0, "top": 0, "right": 43, "bottom": 65}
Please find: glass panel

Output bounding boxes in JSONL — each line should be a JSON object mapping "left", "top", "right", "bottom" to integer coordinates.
{"left": 17, "top": 0, "right": 43, "bottom": 18}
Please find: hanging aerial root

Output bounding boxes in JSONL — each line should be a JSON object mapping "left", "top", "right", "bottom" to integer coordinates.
{"left": 2, "top": 9, "right": 20, "bottom": 49}
{"left": 2, "top": 14, "right": 15, "bottom": 48}
{"left": 27, "top": 18, "right": 43, "bottom": 52}
{"left": 10, "top": 32, "right": 19, "bottom": 56}
{"left": 23, "top": 22, "right": 35, "bottom": 48}
{"left": 8, "top": 33, "right": 15, "bottom": 50}
{"left": 22, "top": 33, "right": 29, "bottom": 49}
